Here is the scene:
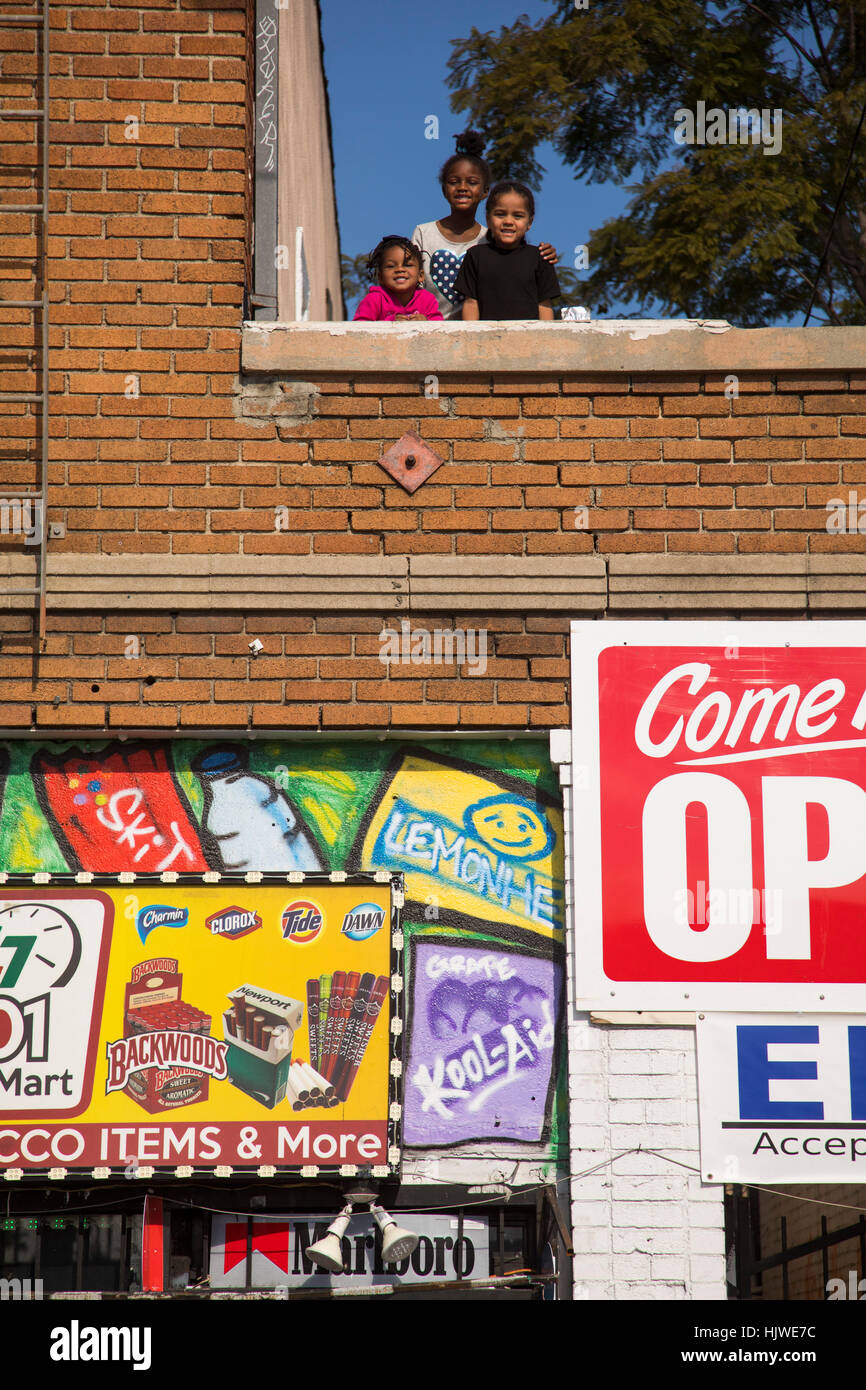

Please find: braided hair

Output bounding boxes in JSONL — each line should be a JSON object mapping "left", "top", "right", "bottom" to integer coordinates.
{"left": 366, "top": 234, "right": 423, "bottom": 285}
{"left": 439, "top": 130, "right": 491, "bottom": 190}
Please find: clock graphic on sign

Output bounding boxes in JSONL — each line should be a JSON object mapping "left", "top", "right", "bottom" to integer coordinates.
{"left": 0, "top": 902, "right": 82, "bottom": 994}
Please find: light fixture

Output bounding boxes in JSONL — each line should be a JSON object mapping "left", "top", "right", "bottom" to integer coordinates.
{"left": 306, "top": 1203, "right": 353, "bottom": 1273}
{"left": 306, "top": 1190, "right": 421, "bottom": 1274}
{"left": 370, "top": 1204, "right": 419, "bottom": 1264}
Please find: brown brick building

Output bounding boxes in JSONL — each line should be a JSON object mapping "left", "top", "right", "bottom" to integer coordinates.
{"left": 1, "top": 0, "right": 865, "bottom": 1304}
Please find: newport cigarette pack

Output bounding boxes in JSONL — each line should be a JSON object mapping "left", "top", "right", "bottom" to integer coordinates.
{"left": 223, "top": 983, "right": 303, "bottom": 1109}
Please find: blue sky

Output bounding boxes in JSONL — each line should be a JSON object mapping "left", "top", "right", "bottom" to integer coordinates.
{"left": 319, "top": 0, "right": 640, "bottom": 315}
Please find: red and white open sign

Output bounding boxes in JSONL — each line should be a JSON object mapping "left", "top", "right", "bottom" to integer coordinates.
{"left": 570, "top": 620, "right": 866, "bottom": 1010}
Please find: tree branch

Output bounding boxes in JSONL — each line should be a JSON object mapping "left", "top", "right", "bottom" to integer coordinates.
{"left": 790, "top": 263, "right": 842, "bottom": 324}
{"left": 804, "top": 0, "right": 836, "bottom": 87}
{"left": 738, "top": 0, "right": 829, "bottom": 83}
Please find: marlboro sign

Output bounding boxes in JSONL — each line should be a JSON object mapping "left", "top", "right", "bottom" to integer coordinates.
{"left": 0, "top": 875, "right": 400, "bottom": 1172}
{"left": 571, "top": 620, "right": 866, "bottom": 1010}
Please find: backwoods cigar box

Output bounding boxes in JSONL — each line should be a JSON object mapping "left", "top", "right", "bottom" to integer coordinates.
{"left": 224, "top": 983, "right": 303, "bottom": 1109}
{"left": 107, "top": 958, "right": 226, "bottom": 1114}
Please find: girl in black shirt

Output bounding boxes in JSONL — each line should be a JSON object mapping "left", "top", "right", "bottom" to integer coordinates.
{"left": 454, "top": 182, "right": 561, "bottom": 321}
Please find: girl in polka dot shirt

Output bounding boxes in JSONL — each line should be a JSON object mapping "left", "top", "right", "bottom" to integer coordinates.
{"left": 411, "top": 131, "right": 558, "bottom": 320}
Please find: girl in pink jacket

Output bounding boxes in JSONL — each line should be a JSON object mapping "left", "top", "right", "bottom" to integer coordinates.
{"left": 353, "top": 236, "right": 443, "bottom": 322}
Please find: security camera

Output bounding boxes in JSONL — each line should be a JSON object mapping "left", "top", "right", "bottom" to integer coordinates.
{"left": 248, "top": 638, "right": 264, "bottom": 656}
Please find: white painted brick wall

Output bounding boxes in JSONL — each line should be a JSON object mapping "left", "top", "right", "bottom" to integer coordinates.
{"left": 568, "top": 1013, "right": 727, "bottom": 1300}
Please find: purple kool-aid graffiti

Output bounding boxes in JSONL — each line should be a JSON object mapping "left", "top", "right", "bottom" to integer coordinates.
{"left": 404, "top": 942, "right": 561, "bottom": 1146}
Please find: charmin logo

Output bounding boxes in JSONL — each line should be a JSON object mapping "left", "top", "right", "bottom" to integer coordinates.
{"left": 280, "top": 900, "right": 323, "bottom": 944}
{"left": 105, "top": 1031, "right": 228, "bottom": 1092}
{"left": 341, "top": 903, "right": 385, "bottom": 942}
{"left": 205, "top": 905, "right": 262, "bottom": 940}
{"left": 50, "top": 1320, "right": 152, "bottom": 1371}
{"left": 136, "top": 904, "right": 188, "bottom": 945}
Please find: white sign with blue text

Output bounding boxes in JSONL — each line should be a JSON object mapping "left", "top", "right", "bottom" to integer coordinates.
{"left": 697, "top": 1013, "right": 866, "bottom": 1183}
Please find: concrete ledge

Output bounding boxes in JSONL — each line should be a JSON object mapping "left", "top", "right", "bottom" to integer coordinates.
{"left": 608, "top": 553, "right": 866, "bottom": 611}
{"left": 242, "top": 320, "right": 866, "bottom": 376}
{"left": 2, "top": 551, "right": 864, "bottom": 613}
{"left": 0, "top": 553, "right": 606, "bottom": 612}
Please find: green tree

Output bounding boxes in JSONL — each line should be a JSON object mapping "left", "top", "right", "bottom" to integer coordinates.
{"left": 341, "top": 252, "right": 373, "bottom": 315}
{"left": 447, "top": 0, "right": 866, "bottom": 325}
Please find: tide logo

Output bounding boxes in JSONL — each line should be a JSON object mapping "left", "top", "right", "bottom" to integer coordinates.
{"left": 280, "top": 900, "right": 323, "bottom": 944}
{"left": 341, "top": 903, "right": 385, "bottom": 942}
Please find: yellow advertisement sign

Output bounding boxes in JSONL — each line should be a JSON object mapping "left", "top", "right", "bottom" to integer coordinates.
{"left": 0, "top": 878, "right": 396, "bottom": 1171}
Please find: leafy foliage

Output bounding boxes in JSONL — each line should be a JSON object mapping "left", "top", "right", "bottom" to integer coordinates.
{"left": 447, "top": 1, "right": 866, "bottom": 324}
{"left": 340, "top": 252, "right": 373, "bottom": 314}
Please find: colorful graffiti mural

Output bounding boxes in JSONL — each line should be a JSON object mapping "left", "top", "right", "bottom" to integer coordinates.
{"left": 0, "top": 737, "right": 565, "bottom": 1157}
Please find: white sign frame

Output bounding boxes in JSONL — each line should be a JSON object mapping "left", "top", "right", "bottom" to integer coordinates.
{"left": 570, "top": 618, "right": 866, "bottom": 1010}
{"left": 697, "top": 1012, "right": 866, "bottom": 1184}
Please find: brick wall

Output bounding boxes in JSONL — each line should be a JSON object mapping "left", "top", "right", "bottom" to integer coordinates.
{"left": 7, "top": 369, "right": 866, "bottom": 559}
{"left": 0, "top": 611, "right": 569, "bottom": 730}
{"left": 568, "top": 1019, "right": 726, "bottom": 1300}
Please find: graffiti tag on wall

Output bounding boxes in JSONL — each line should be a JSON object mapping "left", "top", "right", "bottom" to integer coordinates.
{"left": 403, "top": 941, "right": 562, "bottom": 1146}
{"left": 0, "top": 737, "right": 565, "bottom": 1155}
{"left": 355, "top": 750, "right": 563, "bottom": 944}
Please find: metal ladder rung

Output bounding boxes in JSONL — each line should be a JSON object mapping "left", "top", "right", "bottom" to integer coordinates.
{"left": 0, "top": 393, "right": 43, "bottom": 402}
{"left": 0, "top": 205, "right": 44, "bottom": 213}
{"left": 0, "top": 300, "right": 45, "bottom": 308}
{"left": 0, "top": 109, "right": 46, "bottom": 118}
{"left": 3, "top": 16, "right": 44, "bottom": 25}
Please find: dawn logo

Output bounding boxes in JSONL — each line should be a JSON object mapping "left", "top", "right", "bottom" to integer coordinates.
{"left": 280, "top": 901, "right": 323, "bottom": 944}
{"left": 341, "top": 903, "right": 385, "bottom": 942}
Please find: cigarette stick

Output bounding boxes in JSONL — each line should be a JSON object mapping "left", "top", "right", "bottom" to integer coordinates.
{"left": 302, "top": 1063, "right": 335, "bottom": 1099}
{"left": 332, "top": 972, "right": 374, "bottom": 1090}
{"left": 299, "top": 1063, "right": 323, "bottom": 1098}
{"left": 333, "top": 975, "right": 389, "bottom": 1102}
{"left": 232, "top": 995, "right": 246, "bottom": 1037}
{"left": 290, "top": 1061, "right": 311, "bottom": 1101}
{"left": 284, "top": 1070, "right": 306, "bottom": 1109}
{"left": 224, "top": 1011, "right": 237, "bottom": 1039}
{"left": 306, "top": 979, "right": 320, "bottom": 1072}
{"left": 326, "top": 971, "right": 360, "bottom": 1081}
{"left": 261, "top": 1025, "right": 273, "bottom": 1055}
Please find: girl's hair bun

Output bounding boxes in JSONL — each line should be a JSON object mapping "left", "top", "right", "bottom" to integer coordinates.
{"left": 454, "top": 130, "right": 486, "bottom": 159}
{"left": 439, "top": 130, "right": 491, "bottom": 191}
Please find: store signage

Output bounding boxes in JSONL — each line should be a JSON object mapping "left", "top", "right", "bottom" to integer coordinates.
{"left": 0, "top": 880, "right": 397, "bottom": 1171}
{"left": 571, "top": 620, "right": 866, "bottom": 1009}
{"left": 208, "top": 1211, "right": 489, "bottom": 1289}
{"left": 698, "top": 1013, "right": 866, "bottom": 1182}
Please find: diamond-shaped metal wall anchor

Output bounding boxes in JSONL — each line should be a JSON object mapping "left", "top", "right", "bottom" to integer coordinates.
{"left": 377, "top": 430, "right": 443, "bottom": 494}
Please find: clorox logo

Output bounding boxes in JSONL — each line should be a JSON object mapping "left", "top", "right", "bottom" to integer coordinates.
{"left": 205, "top": 905, "right": 262, "bottom": 940}
{"left": 341, "top": 902, "right": 385, "bottom": 942}
{"left": 280, "top": 900, "right": 323, "bottom": 944}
